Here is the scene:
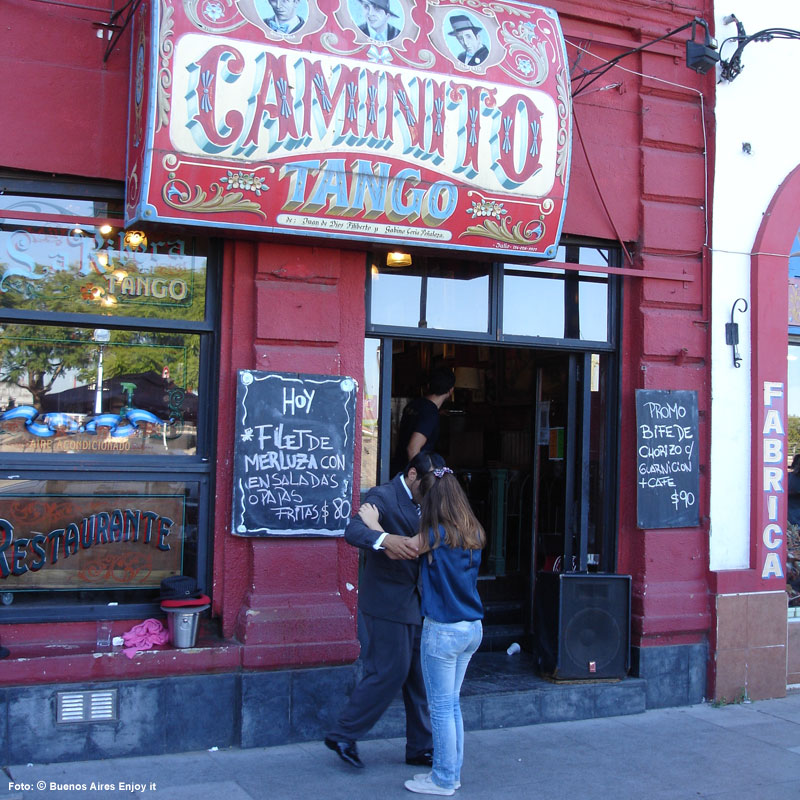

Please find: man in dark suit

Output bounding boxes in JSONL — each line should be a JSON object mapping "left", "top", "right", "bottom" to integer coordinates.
{"left": 325, "top": 451, "right": 445, "bottom": 769}
{"left": 448, "top": 14, "right": 489, "bottom": 66}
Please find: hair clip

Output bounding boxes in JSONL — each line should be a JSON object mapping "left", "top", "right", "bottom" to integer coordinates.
{"left": 432, "top": 467, "right": 453, "bottom": 478}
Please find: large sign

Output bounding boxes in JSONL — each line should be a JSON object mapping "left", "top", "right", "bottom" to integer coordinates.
{"left": 760, "top": 381, "right": 786, "bottom": 580}
{"left": 125, "top": 0, "right": 571, "bottom": 257}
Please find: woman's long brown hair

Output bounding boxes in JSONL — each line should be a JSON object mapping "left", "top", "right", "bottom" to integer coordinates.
{"left": 419, "top": 471, "right": 486, "bottom": 551}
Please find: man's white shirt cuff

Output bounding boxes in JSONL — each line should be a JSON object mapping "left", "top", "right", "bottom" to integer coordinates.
{"left": 373, "top": 532, "right": 389, "bottom": 550}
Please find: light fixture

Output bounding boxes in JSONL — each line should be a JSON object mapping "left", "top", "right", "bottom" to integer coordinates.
{"left": 725, "top": 297, "right": 748, "bottom": 368}
{"left": 99, "top": 224, "right": 113, "bottom": 236}
{"left": 123, "top": 230, "right": 147, "bottom": 249}
{"left": 686, "top": 18, "right": 720, "bottom": 74}
{"left": 386, "top": 251, "right": 412, "bottom": 268}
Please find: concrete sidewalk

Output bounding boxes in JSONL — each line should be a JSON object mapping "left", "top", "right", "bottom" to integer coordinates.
{"left": 3, "top": 690, "right": 800, "bottom": 800}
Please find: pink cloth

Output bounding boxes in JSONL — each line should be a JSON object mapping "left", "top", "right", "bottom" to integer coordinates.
{"left": 122, "top": 618, "right": 169, "bottom": 659}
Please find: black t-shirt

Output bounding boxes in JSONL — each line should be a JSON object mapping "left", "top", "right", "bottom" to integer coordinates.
{"left": 391, "top": 397, "right": 440, "bottom": 475}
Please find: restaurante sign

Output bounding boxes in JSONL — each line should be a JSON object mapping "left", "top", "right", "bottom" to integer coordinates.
{"left": 125, "top": 0, "right": 571, "bottom": 257}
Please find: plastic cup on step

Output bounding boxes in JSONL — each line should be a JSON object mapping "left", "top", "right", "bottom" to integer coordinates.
{"left": 507, "top": 642, "right": 521, "bottom": 655}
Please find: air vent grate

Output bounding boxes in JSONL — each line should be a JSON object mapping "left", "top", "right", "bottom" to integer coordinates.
{"left": 56, "top": 690, "right": 118, "bottom": 723}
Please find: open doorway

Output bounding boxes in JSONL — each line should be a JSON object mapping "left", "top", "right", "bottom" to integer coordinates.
{"left": 363, "top": 337, "right": 617, "bottom": 651}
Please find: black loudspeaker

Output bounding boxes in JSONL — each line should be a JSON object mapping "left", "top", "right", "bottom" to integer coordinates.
{"left": 534, "top": 572, "right": 631, "bottom": 680}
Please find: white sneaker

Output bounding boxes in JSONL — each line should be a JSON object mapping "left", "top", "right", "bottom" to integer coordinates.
{"left": 414, "top": 773, "right": 461, "bottom": 790}
{"left": 405, "top": 773, "right": 455, "bottom": 795}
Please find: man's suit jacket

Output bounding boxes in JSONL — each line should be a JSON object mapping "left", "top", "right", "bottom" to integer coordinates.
{"left": 459, "top": 45, "right": 489, "bottom": 66}
{"left": 345, "top": 475, "right": 421, "bottom": 624}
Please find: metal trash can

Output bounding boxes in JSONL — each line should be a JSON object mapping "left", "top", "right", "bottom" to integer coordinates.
{"left": 161, "top": 604, "right": 209, "bottom": 648}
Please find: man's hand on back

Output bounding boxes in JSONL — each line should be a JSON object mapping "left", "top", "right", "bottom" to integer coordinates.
{"left": 382, "top": 534, "right": 419, "bottom": 560}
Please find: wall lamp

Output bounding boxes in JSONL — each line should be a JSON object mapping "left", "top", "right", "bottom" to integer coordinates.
{"left": 571, "top": 17, "right": 718, "bottom": 97}
{"left": 720, "top": 14, "right": 800, "bottom": 82}
{"left": 725, "top": 297, "right": 748, "bottom": 368}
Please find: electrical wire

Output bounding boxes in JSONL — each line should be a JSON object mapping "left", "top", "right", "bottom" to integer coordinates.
{"left": 718, "top": 18, "right": 800, "bottom": 82}
{"left": 570, "top": 20, "right": 698, "bottom": 98}
{"left": 20, "top": 0, "right": 112, "bottom": 13}
{"left": 567, "top": 40, "right": 710, "bottom": 250}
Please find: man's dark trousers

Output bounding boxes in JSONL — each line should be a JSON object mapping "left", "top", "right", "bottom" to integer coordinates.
{"left": 330, "top": 612, "right": 430, "bottom": 759}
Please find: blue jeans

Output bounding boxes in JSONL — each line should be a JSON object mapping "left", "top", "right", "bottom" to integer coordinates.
{"left": 421, "top": 618, "right": 483, "bottom": 790}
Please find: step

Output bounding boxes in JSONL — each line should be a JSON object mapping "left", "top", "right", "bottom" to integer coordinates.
{"left": 365, "top": 652, "right": 647, "bottom": 741}
{"left": 482, "top": 599, "right": 524, "bottom": 625}
{"left": 478, "top": 623, "right": 526, "bottom": 653}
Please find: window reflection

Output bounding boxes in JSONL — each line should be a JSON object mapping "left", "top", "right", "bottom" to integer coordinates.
{"left": 788, "top": 341, "right": 800, "bottom": 459}
{"left": 503, "top": 271, "right": 565, "bottom": 337}
{"left": 0, "top": 196, "right": 206, "bottom": 321}
{"left": 0, "top": 325, "right": 199, "bottom": 455}
{"left": 579, "top": 273, "right": 608, "bottom": 341}
{"left": 370, "top": 269, "right": 422, "bottom": 328}
{"left": 426, "top": 262, "right": 488, "bottom": 332}
{"left": 361, "top": 338, "right": 381, "bottom": 493}
{"left": 502, "top": 263, "right": 609, "bottom": 342}
{"left": 368, "top": 247, "right": 613, "bottom": 343}
{"left": 369, "top": 259, "right": 489, "bottom": 332}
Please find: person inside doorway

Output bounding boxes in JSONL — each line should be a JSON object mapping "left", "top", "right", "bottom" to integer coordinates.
{"left": 391, "top": 367, "right": 455, "bottom": 477}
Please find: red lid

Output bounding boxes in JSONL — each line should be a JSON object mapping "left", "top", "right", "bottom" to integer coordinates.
{"left": 160, "top": 594, "right": 210, "bottom": 608}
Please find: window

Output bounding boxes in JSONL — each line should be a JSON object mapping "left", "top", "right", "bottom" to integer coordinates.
{"left": 0, "top": 182, "right": 217, "bottom": 620}
{"left": 369, "top": 258, "right": 490, "bottom": 333}
{"left": 367, "top": 243, "right": 616, "bottom": 345}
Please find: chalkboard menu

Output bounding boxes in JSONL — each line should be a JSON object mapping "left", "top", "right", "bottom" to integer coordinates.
{"left": 232, "top": 371, "right": 357, "bottom": 537}
{"left": 635, "top": 389, "right": 700, "bottom": 529}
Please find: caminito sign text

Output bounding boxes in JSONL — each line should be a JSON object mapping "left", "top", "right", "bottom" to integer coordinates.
{"left": 125, "top": 0, "right": 571, "bottom": 256}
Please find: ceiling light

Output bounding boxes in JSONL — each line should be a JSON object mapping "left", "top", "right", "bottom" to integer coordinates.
{"left": 386, "top": 251, "right": 412, "bottom": 268}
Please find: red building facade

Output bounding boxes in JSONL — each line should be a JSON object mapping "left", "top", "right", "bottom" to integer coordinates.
{"left": 0, "top": 0, "right": 740, "bottom": 762}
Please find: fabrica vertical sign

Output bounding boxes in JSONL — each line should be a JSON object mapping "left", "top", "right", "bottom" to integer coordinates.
{"left": 761, "top": 381, "right": 786, "bottom": 580}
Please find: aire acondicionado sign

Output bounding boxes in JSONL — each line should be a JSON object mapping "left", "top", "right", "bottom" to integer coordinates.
{"left": 125, "top": 0, "right": 571, "bottom": 258}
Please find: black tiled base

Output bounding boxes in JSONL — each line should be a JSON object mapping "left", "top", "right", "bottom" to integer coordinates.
{"left": 0, "top": 646, "right": 703, "bottom": 765}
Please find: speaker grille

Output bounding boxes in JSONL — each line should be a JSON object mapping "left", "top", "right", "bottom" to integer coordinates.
{"left": 563, "top": 607, "right": 623, "bottom": 671}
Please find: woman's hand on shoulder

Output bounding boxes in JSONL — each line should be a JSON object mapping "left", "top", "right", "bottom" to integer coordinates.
{"left": 358, "top": 502, "right": 381, "bottom": 531}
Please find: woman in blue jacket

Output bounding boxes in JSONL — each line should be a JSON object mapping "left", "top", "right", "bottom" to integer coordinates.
{"left": 360, "top": 465, "right": 485, "bottom": 796}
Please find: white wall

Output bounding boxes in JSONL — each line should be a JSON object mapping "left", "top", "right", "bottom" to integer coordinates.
{"left": 710, "top": 2, "right": 800, "bottom": 569}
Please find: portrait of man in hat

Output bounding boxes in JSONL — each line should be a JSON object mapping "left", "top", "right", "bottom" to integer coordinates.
{"left": 263, "top": 0, "right": 306, "bottom": 34}
{"left": 447, "top": 14, "right": 489, "bottom": 66}
{"left": 355, "top": 0, "right": 401, "bottom": 42}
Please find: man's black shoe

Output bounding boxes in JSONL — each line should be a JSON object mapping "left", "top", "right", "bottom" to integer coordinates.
{"left": 325, "top": 737, "right": 364, "bottom": 768}
{"left": 405, "top": 751, "right": 433, "bottom": 767}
